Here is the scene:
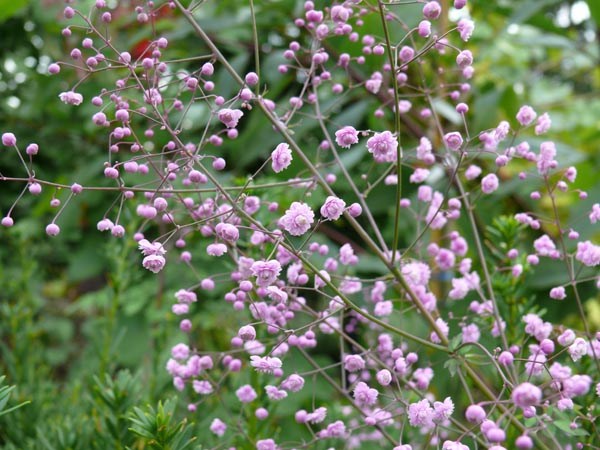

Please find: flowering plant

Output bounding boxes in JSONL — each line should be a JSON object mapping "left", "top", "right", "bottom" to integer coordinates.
{"left": 1, "top": 0, "right": 599, "bottom": 449}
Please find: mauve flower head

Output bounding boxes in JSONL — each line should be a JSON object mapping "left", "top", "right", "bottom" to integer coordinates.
{"left": 343, "top": 354, "right": 365, "bottom": 372}
{"left": 408, "top": 398, "right": 435, "bottom": 428}
{"left": 320, "top": 196, "right": 346, "bottom": 220}
{"left": 138, "top": 239, "right": 166, "bottom": 256}
{"left": 465, "top": 404, "right": 486, "bottom": 423}
{"left": 516, "top": 105, "right": 537, "bottom": 126}
{"left": 457, "top": 19, "right": 474, "bottom": 41}
{"left": 568, "top": 337, "right": 588, "bottom": 361}
{"left": 251, "top": 259, "right": 282, "bottom": 287}
{"left": 481, "top": 173, "right": 499, "bottom": 194}
{"left": 353, "top": 381, "right": 378, "bottom": 406}
{"left": 210, "top": 418, "right": 227, "bottom": 436}
{"left": 280, "top": 202, "right": 314, "bottom": 236}
{"left": 238, "top": 325, "right": 256, "bottom": 341}
{"left": 271, "top": 143, "right": 293, "bottom": 173}
{"left": 512, "top": 382, "right": 542, "bottom": 408}
{"left": 256, "top": 439, "right": 278, "bottom": 450}
{"left": 142, "top": 254, "right": 166, "bottom": 273}
{"left": 59, "top": 91, "right": 83, "bottom": 105}
{"left": 423, "top": 1, "right": 441, "bottom": 20}
{"left": 366, "top": 130, "right": 398, "bottom": 163}
{"left": 444, "top": 131, "right": 463, "bottom": 151}
{"left": 442, "top": 441, "right": 469, "bottom": 450}
{"left": 217, "top": 108, "right": 244, "bottom": 128}
{"left": 281, "top": 374, "right": 305, "bottom": 392}
{"left": 1, "top": 132, "right": 16, "bottom": 146}
{"left": 236, "top": 384, "right": 257, "bottom": 403}
{"left": 207, "top": 243, "right": 228, "bottom": 256}
{"left": 575, "top": 240, "right": 600, "bottom": 267}
{"left": 250, "top": 355, "right": 282, "bottom": 374}
{"left": 418, "top": 20, "right": 431, "bottom": 38}
{"left": 549, "top": 286, "right": 566, "bottom": 300}
{"left": 456, "top": 50, "right": 473, "bottom": 68}
{"left": 535, "top": 112, "right": 551, "bottom": 135}
{"left": 433, "top": 397, "right": 454, "bottom": 422}
{"left": 335, "top": 126, "right": 359, "bottom": 148}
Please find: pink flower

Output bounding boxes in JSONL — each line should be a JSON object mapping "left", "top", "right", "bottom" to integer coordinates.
{"left": 549, "top": 286, "right": 566, "bottom": 300}
{"left": 353, "top": 381, "right": 378, "bottom": 406}
{"left": 457, "top": 19, "right": 474, "bottom": 41}
{"left": 210, "top": 418, "right": 227, "bottom": 436}
{"left": 456, "top": 50, "right": 473, "bottom": 68}
{"left": 236, "top": 384, "right": 257, "bottom": 403}
{"left": 408, "top": 399, "right": 434, "bottom": 428}
{"left": 142, "top": 255, "right": 166, "bottom": 273}
{"left": 217, "top": 108, "right": 244, "bottom": 128}
{"left": 511, "top": 382, "right": 542, "bottom": 408}
{"left": 423, "top": 1, "right": 441, "bottom": 20}
{"left": 575, "top": 241, "right": 600, "bottom": 267}
{"left": 271, "top": 143, "right": 293, "bottom": 172}
{"left": 433, "top": 397, "right": 455, "bottom": 422}
{"left": 366, "top": 131, "right": 398, "bottom": 163}
{"left": 343, "top": 354, "right": 365, "bottom": 372}
{"left": 207, "top": 243, "right": 227, "bottom": 256}
{"left": 465, "top": 404, "right": 486, "bottom": 423}
{"left": 320, "top": 196, "right": 346, "bottom": 220}
{"left": 443, "top": 132, "right": 463, "bottom": 151}
{"left": 215, "top": 222, "right": 239, "bottom": 242}
{"left": 280, "top": 202, "right": 314, "bottom": 236}
{"left": 250, "top": 355, "right": 283, "bottom": 374}
{"left": 256, "top": 439, "right": 279, "bottom": 450}
{"left": 59, "top": 91, "right": 83, "bottom": 105}
{"left": 535, "top": 113, "right": 551, "bottom": 135}
{"left": 335, "top": 126, "right": 359, "bottom": 148}
{"left": 481, "top": 173, "right": 499, "bottom": 194}
{"left": 516, "top": 105, "right": 537, "bottom": 126}
{"left": 281, "top": 374, "right": 305, "bottom": 392}
{"left": 251, "top": 260, "right": 282, "bottom": 286}
{"left": 533, "top": 235, "right": 557, "bottom": 257}
{"left": 144, "top": 88, "right": 163, "bottom": 105}
{"left": 138, "top": 239, "right": 166, "bottom": 256}
{"left": 265, "top": 385, "right": 288, "bottom": 400}
{"left": 306, "top": 407, "right": 327, "bottom": 423}
{"left": 1, "top": 132, "right": 17, "bottom": 146}
{"left": 568, "top": 337, "right": 588, "bottom": 361}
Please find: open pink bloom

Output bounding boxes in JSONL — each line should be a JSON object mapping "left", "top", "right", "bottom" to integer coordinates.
{"left": 280, "top": 202, "right": 314, "bottom": 236}
{"left": 250, "top": 355, "right": 283, "bottom": 374}
{"left": 235, "top": 384, "right": 257, "bottom": 403}
{"left": 251, "top": 259, "right": 282, "bottom": 287}
{"left": 367, "top": 131, "right": 397, "bottom": 163}
{"left": 142, "top": 254, "right": 166, "bottom": 273}
{"left": 408, "top": 398, "right": 435, "bottom": 428}
{"left": 511, "top": 382, "right": 542, "bottom": 408}
{"left": 217, "top": 108, "right": 244, "bottom": 128}
{"left": 457, "top": 19, "right": 474, "bottom": 41}
{"left": 320, "top": 196, "right": 346, "bottom": 220}
{"left": 353, "top": 381, "right": 378, "bottom": 406}
{"left": 335, "top": 126, "right": 359, "bottom": 148}
{"left": 59, "top": 91, "right": 83, "bottom": 105}
{"left": 481, "top": 173, "right": 499, "bottom": 194}
{"left": 516, "top": 105, "right": 537, "bottom": 126}
{"left": 210, "top": 418, "right": 227, "bottom": 436}
{"left": 138, "top": 239, "right": 166, "bottom": 256}
{"left": 444, "top": 132, "right": 463, "bottom": 151}
{"left": 271, "top": 143, "right": 293, "bottom": 172}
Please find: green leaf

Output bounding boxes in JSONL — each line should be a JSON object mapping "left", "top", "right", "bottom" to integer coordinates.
{"left": 0, "top": 0, "right": 27, "bottom": 23}
{"left": 588, "top": 0, "right": 600, "bottom": 24}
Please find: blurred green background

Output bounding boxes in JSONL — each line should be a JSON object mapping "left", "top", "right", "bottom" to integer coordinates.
{"left": 0, "top": 0, "right": 599, "bottom": 448}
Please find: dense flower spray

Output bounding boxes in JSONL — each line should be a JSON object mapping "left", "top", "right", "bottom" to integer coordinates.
{"left": 1, "top": 0, "right": 599, "bottom": 449}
